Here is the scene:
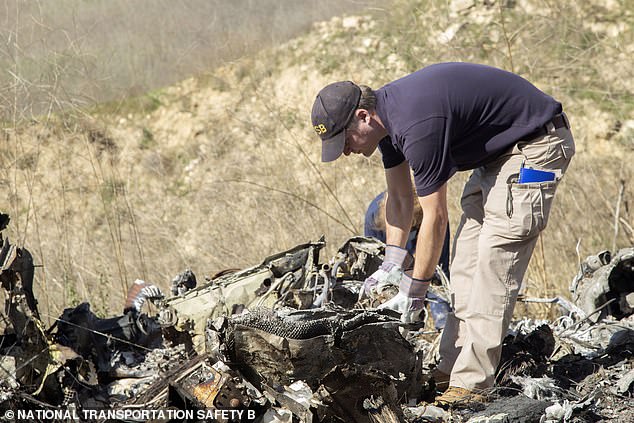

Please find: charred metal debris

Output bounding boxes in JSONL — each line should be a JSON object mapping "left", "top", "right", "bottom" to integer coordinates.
{"left": 0, "top": 213, "right": 633, "bottom": 422}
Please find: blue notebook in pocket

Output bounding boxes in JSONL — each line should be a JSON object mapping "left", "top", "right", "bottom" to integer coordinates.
{"left": 518, "top": 167, "right": 555, "bottom": 184}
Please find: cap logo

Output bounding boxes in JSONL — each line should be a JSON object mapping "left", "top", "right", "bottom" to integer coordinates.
{"left": 314, "top": 124, "right": 327, "bottom": 135}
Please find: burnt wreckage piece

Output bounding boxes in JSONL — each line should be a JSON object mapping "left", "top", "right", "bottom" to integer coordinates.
{"left": 55, "top": 303, "right": 162, "bottom": 375}
{"left": 157, "top": 237, "right": 385, "bottom": 354}
{"left": 1, "top": 226, "right": 415, "bottom": 421}
{"left": 0, "top": 213, "right": 52, "bottom": 402}
{"left": 571, "top": 248, "right": 634, "bottom": 322}
{"left": 224, "top": 307, "right": 418, "bottom": 421}
{"left": 2, "top": 210, "right": 634, "bottom": 422}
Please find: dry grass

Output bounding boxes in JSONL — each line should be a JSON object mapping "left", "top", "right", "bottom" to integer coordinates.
{"left": 1, "top": 0, "right": 633, "bottom": 323}
{"left": 0, "top": 0, "right": 383, "bottom": 119}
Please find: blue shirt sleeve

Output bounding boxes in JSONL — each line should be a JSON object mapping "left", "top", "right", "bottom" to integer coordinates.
{"left": 378, "top": 136, "right": 405, "bottom": 169}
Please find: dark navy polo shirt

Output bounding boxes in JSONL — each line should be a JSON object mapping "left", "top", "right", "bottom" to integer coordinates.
{"left": 376, "top": 62, "right": 562, "bottom": 196}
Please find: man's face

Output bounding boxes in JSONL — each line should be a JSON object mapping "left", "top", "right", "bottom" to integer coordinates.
{"left": 342, "top": 113, "right": 380, "bottom": 157}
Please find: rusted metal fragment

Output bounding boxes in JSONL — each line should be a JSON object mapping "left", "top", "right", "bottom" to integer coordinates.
{"left": 166, "top": 360, "right": 265, "bottom": 422}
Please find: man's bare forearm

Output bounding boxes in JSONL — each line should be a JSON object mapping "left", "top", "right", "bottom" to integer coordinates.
{"left": 412, "top": 212, "right": 447, "bottom": 279}
{"left": 384, "top": 162, "right": 415, "bottom": 248}
{"left": 385, "top": 191, "right": 413, "bottom": 248}
{"left": 413, "top": 184, "right": 448, "bottom": 280}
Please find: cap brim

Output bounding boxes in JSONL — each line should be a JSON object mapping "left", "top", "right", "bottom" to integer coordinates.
{"left": 321, "top": 130, "right": 345, "bottom": 162}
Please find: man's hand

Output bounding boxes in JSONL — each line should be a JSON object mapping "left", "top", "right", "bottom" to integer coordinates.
{"left": 359, "top": 245, "right": 412, "bottom": 300}
{"left": 378, "top": 275, "right": 430, "bottom": 323}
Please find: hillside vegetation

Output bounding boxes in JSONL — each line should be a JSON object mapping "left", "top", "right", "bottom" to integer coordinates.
{"left": 2, "top": 0, "right": 633, "bottom": 322}
{"left": 0, "top": 0, "right": 381, "bottom": 119}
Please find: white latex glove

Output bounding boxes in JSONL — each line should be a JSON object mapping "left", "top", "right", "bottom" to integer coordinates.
{"left": 359, "top": 245, "right": 412, "bottom": 301}
{"left": 378, "top": 274, "right": 430, "bottom": 323}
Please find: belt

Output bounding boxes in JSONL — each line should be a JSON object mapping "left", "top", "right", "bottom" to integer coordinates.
{"left": 531, "top": 113, "right": 569, "bottom": 137}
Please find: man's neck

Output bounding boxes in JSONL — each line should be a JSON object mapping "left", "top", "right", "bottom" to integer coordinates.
{"left": 372, "top": 111, "right": 389, "bottom": 139}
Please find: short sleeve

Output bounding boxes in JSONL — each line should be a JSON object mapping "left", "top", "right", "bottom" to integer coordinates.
{"left": 378, "top": 136, "right": 405, "bottom": 169}
{"left": 402, "top": 117, "right": 457, "bottom": 196}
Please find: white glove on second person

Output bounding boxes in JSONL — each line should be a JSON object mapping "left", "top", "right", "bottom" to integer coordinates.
{"left": 359, "top": 245, "right": 413, "bottom": 300}
{"left": 378, "top": 274, "right": 430, "bottom": 323}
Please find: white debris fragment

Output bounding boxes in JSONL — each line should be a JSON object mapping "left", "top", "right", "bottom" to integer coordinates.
{"left": 616, "top": 369, "right": 634, "bottom": 394}
{"left": 468, "top": 413, "right": 510, "bottom": 423}
{"left": 285, "top": 380, "right": 313, "bottom": 408}
{"left": 541, "top": 405, "right": 563, "bottom": 422}
{"left": 541, "top": 396, "right": 597, "bottom": 423}
{"left": 510, "top": 375, "right": 560, "bottom": 400}
{"left": 261, "top": 408, "right": 293, "bottom": 423}
{"left": 0, "top": 357, "right": 18, "bottom": 391}
{"left": 404, "top": 404, "right": 450, "bottom": 422}
{"left": 107, "top": 376, "right": 157, "bottom": 401}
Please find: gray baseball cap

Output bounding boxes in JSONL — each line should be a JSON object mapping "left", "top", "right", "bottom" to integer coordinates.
{"left": 311, "top": 81, "right": 361, "bottom": 162}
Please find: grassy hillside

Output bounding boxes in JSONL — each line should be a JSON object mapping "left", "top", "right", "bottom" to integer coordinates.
{"left": 2, "top": 0, "right": 633, "bottom": 322}
{"left": 0, "top": 0, "right": 382, "bottom": 119}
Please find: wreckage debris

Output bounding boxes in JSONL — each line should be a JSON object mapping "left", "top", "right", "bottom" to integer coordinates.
{"left": 225, "top": 306, "right": 418, "bottom": 422}
{"left": 1, "top": 212, "right": 633, "bottom": 422}
{"left": 571, "top": 247, "right": 634, "bottom": 322}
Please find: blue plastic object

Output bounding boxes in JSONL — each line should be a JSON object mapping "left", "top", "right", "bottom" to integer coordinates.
{"left": 518, "top": 167, "right": 555, "bottom": 184}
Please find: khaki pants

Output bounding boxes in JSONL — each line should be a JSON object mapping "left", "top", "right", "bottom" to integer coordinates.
{"left": 438, "top": 120, "right": 575, "bottom": 390}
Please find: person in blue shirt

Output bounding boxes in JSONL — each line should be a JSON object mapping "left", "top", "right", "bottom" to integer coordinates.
{"left": 364, "top": 190, "right": 451, "bottom": 330}
{"left": 311, "top": 63, "right": 575, "bottom": 404}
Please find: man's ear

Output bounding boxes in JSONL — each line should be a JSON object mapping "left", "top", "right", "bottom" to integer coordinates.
{"left": 355, "top": 108, "right": 370, "bottom": 123}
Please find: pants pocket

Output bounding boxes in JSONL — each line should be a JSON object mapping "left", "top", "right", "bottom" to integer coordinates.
{"left": 518, "top": 131, "right": 575, "bottom": 172}
{"left": 506, "top": 181, "right": 557, "bottom": 238}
